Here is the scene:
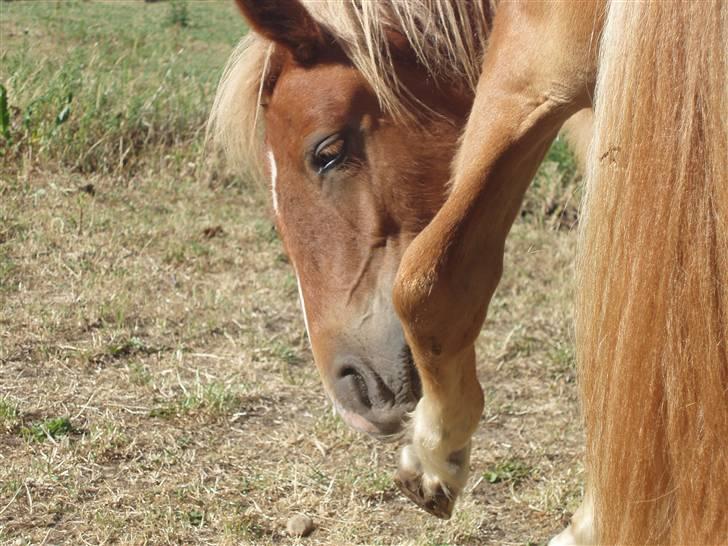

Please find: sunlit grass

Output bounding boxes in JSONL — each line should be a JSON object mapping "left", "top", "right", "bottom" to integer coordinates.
{"left": 0, "top": 0, "right": 245, "bottom": 173}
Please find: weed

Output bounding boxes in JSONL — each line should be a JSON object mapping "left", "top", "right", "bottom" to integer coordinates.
{"left": 150, "top": 382, "right": 242, "bottom": 419}
{"left": 85, "top": 422, "right": 132, "bottom": 462}
{"left": 128, "top": 362, "right": 152, "bottom": 386}
{"left": 20, "top": 416, "right": 74, "bottom": 442}
{"left": 0, "top": 398, "right": 20, "bottom": 431}
{"left": 187, "top": 509, "right": 204, "bottom": 527}
{"left": 357, "top": 468, "right": 394, "bottom": 498}
{"left": 239, "top": 472, "right": 268, "bottom": 495}
{"left": 548, "top": 341, "right": 576, "bottom": 381}
{"left": 148, "top": 405, "right": 177, "bottom": 419}
{"left": 224, "top": 514, "right": 267, "bottom": 541}
{"left": 109, "top": 337, "right": 146, "bottom": 358}
{"left": 546, "top": 137, "right": 578, "bottom": 180}
{"left": 89, "top": 337, "right": 156, "bottom": 365}
{"left": 1, "top": 479, "right": 22, "bottom": 497}
{"left": 484, "top": 459, "right": 533, "bottom": 486}
{"left": 167, "top": 0, "right": 191, "bottom": 28}
{"left": 0, "top": 84, "right": 11, "bottom": 141}
{"left": 269, "top": 340, "right": 301, "bottom": 366}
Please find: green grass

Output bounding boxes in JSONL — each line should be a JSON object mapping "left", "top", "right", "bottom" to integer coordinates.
{"left": 168, "top": 0, "right": 192, "bottom": 29}
{"left": 0, "top": 397, "right": 20, "bottom": 431}
{"left": 89, "top": 336, "right": 157, "bottom": 365}
{"left": 128, "top": 362, "right": 153, "bottom": 386}
{"left": 522, "top": 136, "right": 582, "bottom": 230}
{"left": 149, "top": 382, "right": 244, "bottom": 419}
{"left": 483, "top": 459, "right": 533, "bottom": 486}
{"left": 0, "top": 0, "right": 245, "bottom": 174}
{"left": 20, "top": 416, "right": 74, "bottom": 442}
{"left": 544, "top": 137, "right": 578, "bottom": 181}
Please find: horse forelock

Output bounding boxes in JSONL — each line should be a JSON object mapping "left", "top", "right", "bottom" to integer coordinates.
{"left": 208, "top": 0, "right": 494, "bottom": 176}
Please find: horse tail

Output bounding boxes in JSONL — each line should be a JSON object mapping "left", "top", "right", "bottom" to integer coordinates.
{"left": 577, "top": 1, "right": 727, "bottom": 544}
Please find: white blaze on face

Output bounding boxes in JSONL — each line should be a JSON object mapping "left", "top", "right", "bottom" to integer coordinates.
{"left": 267, "top": 149, "right": 279, "bottom": 214}
{"left": 269, "top": 148, "right": 308, "bottom": 341}
{"left": 295, "top": 271, "right": 311, "bottom": 341}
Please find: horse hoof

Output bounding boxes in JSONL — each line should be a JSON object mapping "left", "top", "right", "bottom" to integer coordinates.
{"left": 394, "top": 468, "right": 455, "bottom": 519}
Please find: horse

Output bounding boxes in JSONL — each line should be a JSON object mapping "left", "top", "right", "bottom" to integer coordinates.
{"left": 209, "top": 1, "right": 727, "bottom": 544}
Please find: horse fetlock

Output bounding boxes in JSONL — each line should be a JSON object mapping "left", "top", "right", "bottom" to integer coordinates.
{"left": 395, "top": 396, "right": 475, "bottom": 518}
{"left": 412, "top": 431, "right": 471, "bottom": 491}
{"left": 411, "top": 367, "right": 484, "bottom": 441}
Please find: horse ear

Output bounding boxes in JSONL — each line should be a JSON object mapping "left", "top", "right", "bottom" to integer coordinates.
{"left": 235, "top": 0, "right": 325, "bottom": 63}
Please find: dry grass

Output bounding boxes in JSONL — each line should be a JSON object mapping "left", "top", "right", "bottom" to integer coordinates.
{"left": 1, "top": 3, "right": 584, "bottom": 545}
{"left": 0, "top": 167, "right": 583, "bottom": 545}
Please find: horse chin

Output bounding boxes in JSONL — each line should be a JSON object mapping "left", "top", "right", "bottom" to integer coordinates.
{"left": 334, "top": 402, "right": 408, "bottom": 443}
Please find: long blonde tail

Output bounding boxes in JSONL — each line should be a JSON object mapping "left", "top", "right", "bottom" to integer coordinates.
{"left": 577, "top": 1, "right": 727, "bottom": 544}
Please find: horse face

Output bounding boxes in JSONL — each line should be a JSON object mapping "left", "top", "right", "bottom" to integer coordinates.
{"left": 237, "top": 1, "right": 466, "bottom": 438}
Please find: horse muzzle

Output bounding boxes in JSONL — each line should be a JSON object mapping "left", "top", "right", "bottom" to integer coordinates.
{"left": 330, "top": 351, "right": 421, "bottom": 439}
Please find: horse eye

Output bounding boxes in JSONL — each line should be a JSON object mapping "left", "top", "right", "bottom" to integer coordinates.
{"left": 313, "top": 134, "right": 347, "bottom": 174}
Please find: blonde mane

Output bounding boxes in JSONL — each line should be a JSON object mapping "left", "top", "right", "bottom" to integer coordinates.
{"left": 208, "top": 0, "right": 493, "bottom": 175}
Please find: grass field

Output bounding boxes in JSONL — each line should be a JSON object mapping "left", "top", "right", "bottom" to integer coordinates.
{"left": 1, "top": 2, "right": 584, "bottom": 544}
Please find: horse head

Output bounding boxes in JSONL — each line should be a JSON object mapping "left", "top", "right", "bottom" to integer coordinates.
{"left": 225, "top": 0, "right": 473, "bottom": 438}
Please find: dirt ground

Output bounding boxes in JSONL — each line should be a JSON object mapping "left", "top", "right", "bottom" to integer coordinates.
{"left": 1, "top": 2, "right": 585, "bottom": 545}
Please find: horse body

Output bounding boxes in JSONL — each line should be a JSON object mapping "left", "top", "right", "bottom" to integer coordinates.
{"left": 210, "top": 1, "right": 727, "bottom": 543}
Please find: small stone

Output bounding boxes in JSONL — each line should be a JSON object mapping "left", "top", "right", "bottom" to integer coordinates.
{"left": 286, "top": 514, "right": 314, "bottom": 537}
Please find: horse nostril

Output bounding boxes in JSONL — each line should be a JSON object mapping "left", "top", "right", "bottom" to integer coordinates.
{"left": 336, "top": 362, "right": 397, "bottom": 411}
{"left": 338, "top": 365, "right": 372, "bottom": 409}
{"left": 331, "top": 356, "right": 414, "bottom": 437}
